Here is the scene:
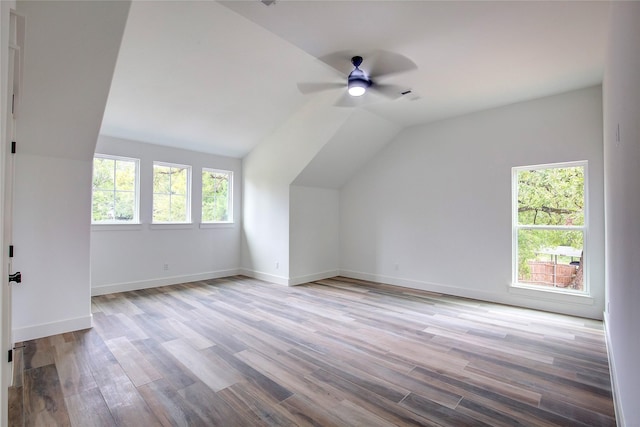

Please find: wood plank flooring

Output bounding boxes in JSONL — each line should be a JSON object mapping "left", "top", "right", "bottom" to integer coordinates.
{"left": 9, "top": 276, "right": 615, "bottom": 426}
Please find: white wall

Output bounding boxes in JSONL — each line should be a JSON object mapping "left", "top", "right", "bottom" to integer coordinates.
{"left": 289, "top": 186, "right": 340, "bottom": 284}
{"left": 603, "top": 2, "right": 640, "bottom": 425}
{"left": 241, "top": 94, "right": 351, "bottom": 284}
{"left": 12, "top": 0, "right": 130, "bottom": 341}
{"left": 91, "top": 135, "right": 242, "bottom": 295}
{"left": 340, "top": 86, "right": 605, "bottom": 319}
{"left": 287, "top": 109, "right": 400, "bottom": 285}
{"left": 13, "top": 155, "right": 94, "bottom": 339}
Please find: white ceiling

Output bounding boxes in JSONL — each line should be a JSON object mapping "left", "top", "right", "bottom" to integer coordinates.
{"left": 100, "top": 0, "right": 609, "bottom": 158}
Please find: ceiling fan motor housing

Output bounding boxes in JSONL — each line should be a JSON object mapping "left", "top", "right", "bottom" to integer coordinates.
{"left": 348, "top": 68, "right": 370, "bottom": 85}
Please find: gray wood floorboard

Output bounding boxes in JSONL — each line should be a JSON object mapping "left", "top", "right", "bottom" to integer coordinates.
{"left": 10, "top": 276, "right": 615, "bottom": 426}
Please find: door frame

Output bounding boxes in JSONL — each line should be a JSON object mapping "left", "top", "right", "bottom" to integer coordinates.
{"left": 1, "top": 5, "right": 23, "bottom": 424}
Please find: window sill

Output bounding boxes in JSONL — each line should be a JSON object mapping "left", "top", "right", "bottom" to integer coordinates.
{"left": 199, "top": 222, "right": 235, "bottom": 229}
{"left": 91, "top": 223, "right": 143, "bottom": 232}
{"left": 149, "top": 223, "right": 195, "bottom": 230}
{"left": 509, "top": 283, "right": 594, "bottom": 305}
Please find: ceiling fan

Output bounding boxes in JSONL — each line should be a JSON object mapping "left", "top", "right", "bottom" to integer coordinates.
{"left": 297, "top": 50, "right": 417, "bottom": 107}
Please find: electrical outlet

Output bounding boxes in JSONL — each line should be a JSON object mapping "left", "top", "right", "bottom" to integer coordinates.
{"left": 163, "top": 264, "right": 169, "bottom": 271}
{"left": 394, "top": 263, "right": 399, "bottom": 271}
{"left": 275, "top": 261, "right": 279, "bottom": 269}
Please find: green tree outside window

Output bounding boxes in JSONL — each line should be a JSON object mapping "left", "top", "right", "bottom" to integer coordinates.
{"left": 202, "top": 169, "right": 232, "bottom": 222}
{"left": 92, "top": 156, "right": 138, "bottom": 223}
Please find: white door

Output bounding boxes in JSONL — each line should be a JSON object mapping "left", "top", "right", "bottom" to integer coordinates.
{"left": 2, "top": 9, "right": 24, "bottom": 392}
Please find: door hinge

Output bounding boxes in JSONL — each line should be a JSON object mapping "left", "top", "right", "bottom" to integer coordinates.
{"left": 7, "top": 349, "right": 12, "bottom": 363}
{"left": 11, "top": 94, "right": 14, "bottom": 115}
{"left": 9, "top": 245, "right": 13, "bottom": 258}
{"left": 11, "top": 141, "right": 16, "bottom": 154}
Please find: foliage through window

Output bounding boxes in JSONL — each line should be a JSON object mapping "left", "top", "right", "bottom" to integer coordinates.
{"left": 513, "top": 162, "right": 587, "bottom": 293}
{"left": 92, "top": 155, "right": 139, "bottom": 223}
{"left": 202, "top": 169, "right": 233, "bottom": 223}
{"left": 153, "top": 162, "right": 191, "bottom": 223}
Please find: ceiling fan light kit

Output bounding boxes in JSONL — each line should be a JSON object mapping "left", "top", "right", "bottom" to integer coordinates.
{"left": 347, "top": 78, "right": 369, "bottom": 97}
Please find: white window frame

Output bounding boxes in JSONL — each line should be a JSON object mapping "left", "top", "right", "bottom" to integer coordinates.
{"left": 152, "top": 161, "right": 192, "bottom": 224}
{"left": 201, "top": 168, "right": 233, "bottom": 225}
{"left": 92, "top": 154, "right": 140, "bottom": 225}
{"left": 512, "top": 160, "right": 589, "bottom": 295}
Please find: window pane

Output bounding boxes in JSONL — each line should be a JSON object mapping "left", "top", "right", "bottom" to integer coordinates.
{"left": 170, "top": 167, "right": 187, "bottom": 195}
{"left": 92, "top": 190, "right": 114, "bottom": 221}
{"left": 517, "top": 167, "right": 584, "bottom": 226}
{"left": 203, "top": 197, "right": 228, "bottom": 222}
{"left": 114, "top": 192, "right": 134, "bottom": 221}
{"left": 93, "top": 158, "right": 114, "bottom": 191}
{"left": 153, "top": 165, "right": 171, "bottom": 194}
{"left": 153, "top": 194, "right": 171, "bottom": 222}
{"left": 517, "top": 229, "right": 584, "bottom": 290}
{"left": 115, "top": 160, "right": 136, "bottom": 191}
{"left": 202, "top": 170, "right": 231, "bottom": 222}
{"left": 153, "top": 162, "right": 191, "bottom": 223}
{"left": 92, "top": 155, "right": 139, "bottom": 224}
{"left": 170, "top": 194, "right": 186, "bottom": 221}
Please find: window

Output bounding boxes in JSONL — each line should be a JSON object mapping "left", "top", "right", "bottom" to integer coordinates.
{"left": 512, "top": 162, "right": 587, "bottom": 293}
{"left": 92, "top": 155, "right": 139, "bottom": 224}
{"left": 153, "top": 162, "right": 191, "bottom": 223}
{"left": 201, "top": 168, "right": 233, "bottom": 223}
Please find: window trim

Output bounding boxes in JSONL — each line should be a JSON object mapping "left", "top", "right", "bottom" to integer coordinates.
{"left": 152, "top": 161, "right": 192, "bottom": 224}
{"left": 92, "top": 154, "right": 140, "bottom": 225}
{"left": 201, "top": 167, "right": 234, "bottom": 224}
{"left": 511, "top": 160, "right": 589, "bottom": 295}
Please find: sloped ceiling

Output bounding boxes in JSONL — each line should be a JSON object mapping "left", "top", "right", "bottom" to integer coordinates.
{"left": 100, "top": 1, "right": 609, "bottom": 159}
{"left": 292, "top": 110, "right": 402, "bottom": 189}
{"left": 17, "top": 0, "right": 130, "bottom": 160}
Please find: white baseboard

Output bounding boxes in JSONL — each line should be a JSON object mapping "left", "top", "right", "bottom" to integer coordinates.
{"left": 604, "top": 312, "right": 624, "bottom": 427}
{"left": 92, "top": 268, "right": 336, "bottom": 295}
{"left": 288, "top": 270, "right": 340, "bottom": 286}
{"left": 240, "top": 269, "right": 340, "bottom": 286}
{"left": 340, "top": 269, "right": 502, "bottom": 300}
{"left": 239, "top": 268, "right": 289, "bottom": 286}
{"left": 13, "top": 314, "right": 93, "bottom": 343}
{"left": 339, "top": 269, "right": 602, "bottom": 319}
{"left": 91, "top": 269, "right": 240, "bottom": 296}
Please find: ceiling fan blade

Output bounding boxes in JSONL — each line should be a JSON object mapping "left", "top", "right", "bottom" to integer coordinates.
{"left": 297, "top": 82, "right": 344, "bottom": 94}
{"left": 334, "top": 91, "right": 385, "bottom": 108}
{"left": 317, "top": 50, "right": 359, "bottom": 75}
{"left": 334, "top": 92, "right": 363, "bottom": 108}
{"left": 370, "top": 83, "right": 408, "bottom": 100}
{"left": 366, "top": 50, "right": 417, "bottom": 79}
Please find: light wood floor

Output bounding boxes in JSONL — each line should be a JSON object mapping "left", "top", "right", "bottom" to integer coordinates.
{"left": 9, "top": 276, "right": 615, "bottom": 426}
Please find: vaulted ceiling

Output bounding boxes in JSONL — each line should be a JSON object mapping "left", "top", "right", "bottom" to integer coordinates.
{"left": 100, "top": 1, "right": 610, "bottom": 158}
